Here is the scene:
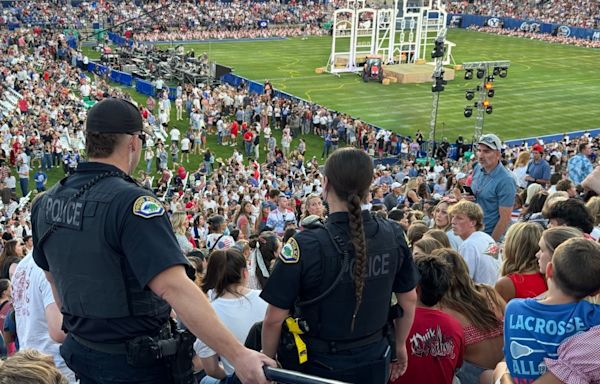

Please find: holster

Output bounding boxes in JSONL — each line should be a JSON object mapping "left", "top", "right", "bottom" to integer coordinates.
{"left": 125, "top": 320, "right": 195, "bottom": 384}
{"left": 167, "top": 325, "right": 196, "bottom": 384}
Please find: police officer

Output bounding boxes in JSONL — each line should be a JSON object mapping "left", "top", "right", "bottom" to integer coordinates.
{"left": 261, "top": 147, "right": 419, "bottom": 383}
{"left": 31, "top": 98, "right": 273, "bottom": 384}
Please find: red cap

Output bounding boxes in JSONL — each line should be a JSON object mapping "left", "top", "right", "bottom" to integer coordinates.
{"left": 531, "top": 144, "right": 544, "bottom": 153}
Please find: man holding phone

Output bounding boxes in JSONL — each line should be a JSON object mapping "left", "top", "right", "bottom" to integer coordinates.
{"left": 469, "top": 134, "right": 516, "bottom": 242}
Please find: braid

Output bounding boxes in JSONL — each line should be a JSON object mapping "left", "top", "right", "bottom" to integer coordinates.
{"left": 348, "top": 193, "right": 366, "bottom": 332}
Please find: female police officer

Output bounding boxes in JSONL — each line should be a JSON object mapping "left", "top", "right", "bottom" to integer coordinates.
{"left": 260, "top": 147, "right": 419, "bottom": 383}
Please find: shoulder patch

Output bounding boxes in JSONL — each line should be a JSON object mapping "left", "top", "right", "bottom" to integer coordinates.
{"left": 279, "top": 237, "right": 300, "bottom": 264}
{"left": 132, "top": 196, "right": 165, "bottom": 219}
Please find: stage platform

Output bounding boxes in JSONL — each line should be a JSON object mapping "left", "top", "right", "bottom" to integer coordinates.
{"left": 383, "top": 63, "right": 455, "bottom": 84}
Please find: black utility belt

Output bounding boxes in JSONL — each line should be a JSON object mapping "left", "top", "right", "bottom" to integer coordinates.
{"left": 71, "top": 323, "right": 178, "bottom": 366}
{"left": 306, "top": 330, "right": 385, "bottom": 353}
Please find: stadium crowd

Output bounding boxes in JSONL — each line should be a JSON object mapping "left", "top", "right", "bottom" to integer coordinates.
{"left": 446, "top": 0, "right": 600, "bottom": 29}
{"left": 467, "top": 25, "right": 600, "bottom": 48}
{"left": 0, "top": 5, "right": 598, "bottom": 384}
{"left": 0, "top": 0, "right": 335, "bottom": 42}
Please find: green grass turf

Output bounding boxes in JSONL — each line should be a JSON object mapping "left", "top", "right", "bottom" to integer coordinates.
{"left": 47, "top": 29, "right": 598, "bottom": 194}
{"left": 144, "top": 28, "right": 600, "bottom": 141}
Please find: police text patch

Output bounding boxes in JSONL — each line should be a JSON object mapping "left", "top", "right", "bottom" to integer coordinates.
{"left": 45, "top": 197, "right": 84, "bottom": 230}
{"left": 132, "top": 196, "right": 165, "bottom": 218}
{"left": 279, "top": 238, "right": 300, "bottom": 264}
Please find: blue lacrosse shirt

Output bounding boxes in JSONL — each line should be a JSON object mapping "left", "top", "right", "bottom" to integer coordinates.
{"left": 504, "top": 298, "right": 600, "bottom": 384}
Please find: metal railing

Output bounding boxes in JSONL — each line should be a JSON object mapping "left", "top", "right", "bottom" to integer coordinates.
{"left": 263, "top": 366, "right": 349, "bottom": 384}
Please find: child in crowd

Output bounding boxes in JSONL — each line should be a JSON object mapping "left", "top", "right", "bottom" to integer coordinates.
{"left": 503, "top": 238, "right": 600, "bottom": 383}
{"left": 392, "top": 254, "right": 464, "bottom": 384}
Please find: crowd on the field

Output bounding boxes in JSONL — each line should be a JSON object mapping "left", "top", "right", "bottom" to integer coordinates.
{"left": 446, "top": 0, "right": 600, "bottom": 29}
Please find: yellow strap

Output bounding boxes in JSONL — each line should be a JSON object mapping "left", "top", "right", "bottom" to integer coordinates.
{"left": 285, "top": 317, "right": 308, "bottom": 364}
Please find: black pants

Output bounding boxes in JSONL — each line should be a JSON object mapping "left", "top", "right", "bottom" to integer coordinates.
{"left": 298, "top": 339, "right": 390, "bottom": 384}
{"left": 60, "top": 334, "right": 172, "bottom": 384}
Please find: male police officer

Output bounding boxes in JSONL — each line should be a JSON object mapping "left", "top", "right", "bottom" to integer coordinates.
{"left": 32, "top": 98, "right": 273, "bottom": 384}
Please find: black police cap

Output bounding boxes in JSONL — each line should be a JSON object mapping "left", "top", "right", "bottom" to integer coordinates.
{"left": 85, "top": 98, "right": 147, "bottom": 134}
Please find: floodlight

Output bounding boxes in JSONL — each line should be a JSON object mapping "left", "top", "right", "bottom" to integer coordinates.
{"left": 488, "top": 89, "right": 495, "bottom": 98}
{"left": 483, "top": 100, "right": 493, "bottom": 114}
{"left": 499, "top": 67, "right": 508, "bottom": 78}
{"left": 465, "top": 90, "right": 475, "bottom": 100}
{"left": 464, "top": 106, "right": 473, "bottom": 118}
{"left": 432, "top": 40, "right": 445, "bottom": 58}
{"left": 493, "top": 67, "right": 500, "bottom": 76}
{"left": 476, "top": 68, "right": 485, "bottom": 79}
{"left": 464, "top": 69, "right": 473, "bottom": 80}
{"left": 432, "top": 74, "right": 447, "bottom": 93}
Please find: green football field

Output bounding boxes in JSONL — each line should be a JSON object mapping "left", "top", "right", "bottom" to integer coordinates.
{"left": 169, "top": 28, "right": 600, "bottom": 141}
{"left": 54, "top": 28, "right": 599, "bottom": 194}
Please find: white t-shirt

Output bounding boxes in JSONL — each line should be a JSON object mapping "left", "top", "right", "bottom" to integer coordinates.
{"left": 206, "top": 233, "right": 235, "bottom": 251}
{"left": 170, "top": 128, "right": 181, "bottom": 142}
{"left": 12, "top": 254, "right": 75, "bottom": 382}
{"left": 446, "top": 229, "right": 463, "bottom": 251}
{"left": 80, "top": 83, "right": 91, "bottom": 97}
{"left": 458, "top": 231, "right": 500, "bottom": 286}
{"left": 180, "top": 137, "right": 190, "bottom": 151}
{"left": 194, "top": 289, "right": 267, "bottom": 375}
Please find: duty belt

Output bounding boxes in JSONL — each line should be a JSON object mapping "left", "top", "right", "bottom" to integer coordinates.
{"left": 70, "top": 322, "right": 173, "bottom": 356}
{"left": 71, "top": 333, "right": 128, "bottom": 355}
{"left": 306, "top": 330, "right": 384, "bottom": 353}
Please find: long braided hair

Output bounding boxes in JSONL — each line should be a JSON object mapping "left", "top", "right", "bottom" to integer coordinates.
{"left": 324, "top": 148, "right": 373, "bottom": 331}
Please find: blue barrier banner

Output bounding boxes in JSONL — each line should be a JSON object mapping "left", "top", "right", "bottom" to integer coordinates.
{"left": 449, "top": 13, "right": 600, "bottom": 41}
{"left": 135, "top": 79, "right": 155, "bottom": 97}
{"left": 109, "top": 70, "right": 133, "bottom": 87}
{"left": 248, "top": 81, "right": 264, "bottom": 95}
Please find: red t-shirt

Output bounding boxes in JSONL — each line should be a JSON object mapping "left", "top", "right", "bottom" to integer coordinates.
{"left": 243, "top": 131, "right": 253, "bottom": 143}
{"left": 392, "top": 307, "right": 464, "bottom": 384}
{"left": 231, "top": 121, "right": 239, "bottom": 137}
{"left": 507, "top": 272, "right": 547, "bottom": 299}
{"left": 18, "top": 99, "right": 28, "bottom": 112}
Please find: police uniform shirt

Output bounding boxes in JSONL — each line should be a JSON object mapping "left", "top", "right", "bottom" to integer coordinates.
{"left": 260, "top": 211, "right": 419, "bottom": 311}
{"left": 32, "top": 162, "right": 189, "bottom": 342}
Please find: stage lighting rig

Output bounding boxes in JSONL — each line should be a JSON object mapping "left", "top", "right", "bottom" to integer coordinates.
{"left": 483, "top": 100, "right": 493, "bottom": 114}
{"left": 484, "top": 82, "right": 494, "bottom": 97}
{"left": 431, "top": 39, "right": 445, "bottom": 58}
{"left": 428, "top": 29, "right": 448, "bottom": 160}
{"left": 461, "top": 60, "right": 510, "bottom": 139}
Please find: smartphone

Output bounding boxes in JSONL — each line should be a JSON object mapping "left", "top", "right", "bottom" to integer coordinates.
{"left": 462, "top": 185, "right": 474, "bottom": 195}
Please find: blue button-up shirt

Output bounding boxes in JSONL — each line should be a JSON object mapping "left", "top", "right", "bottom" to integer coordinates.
{"left": 471, "top": 162, "right": 517, "bottom": 237}
{"left": 568, "top": 153, "right": 594, "bottom": 185}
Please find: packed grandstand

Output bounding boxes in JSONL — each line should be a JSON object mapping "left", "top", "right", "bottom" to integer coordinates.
{"left": 0, "top": 1, "right": 597, "bottom": 384}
